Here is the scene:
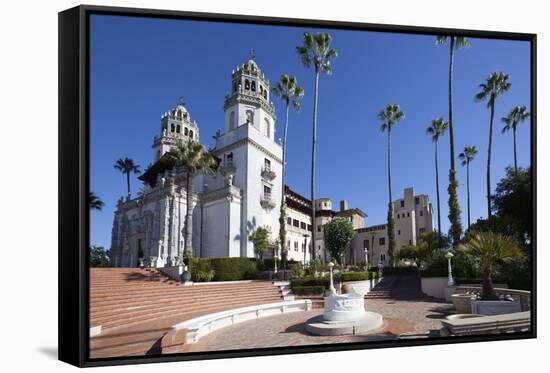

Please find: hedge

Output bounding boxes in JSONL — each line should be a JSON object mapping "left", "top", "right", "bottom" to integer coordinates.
{"left": 290, "top": 277, "right": 330, "bottom": 288}
{"left": 341, "top": 271, "right": 379, "bottom": 282}
{"left": 382, "top": 267, "right": 419, "bottom": 276}
{"left": 209, "top": 257, "right": 257, "bottom": 281}
{"left": 293, "top": 286, "right": 326, "bottom": 296}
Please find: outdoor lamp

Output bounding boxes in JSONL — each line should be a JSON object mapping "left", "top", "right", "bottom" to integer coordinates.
{"left": 445, "top": 251, "right": 455, "bottom": 286}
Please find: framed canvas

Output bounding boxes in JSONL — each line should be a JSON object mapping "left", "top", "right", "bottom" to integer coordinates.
{"left": 58, "top": 4, "right": 536, "bottom": 367}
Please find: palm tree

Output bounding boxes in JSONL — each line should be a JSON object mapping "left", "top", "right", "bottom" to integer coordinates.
{"left": 426, "top": 118, "right": 448, "bottom": 235}
{"left": 378, "top": 104, "right": 405, "bottom": 265}
{"left": 167, "top": 139, "right": 217, "bottom": 257}
{"left": 458, "top": 146, "right": 478, "bottom": 229}
{"left": 502, "top": 105, "right": 530, "bottom": 171}
{"left": 296, "top": 32, "right": 337, "bottom": 261}
{"left": 458, "top": 231, "right": 522, "bottom": 300}
{"left": 436, "top": 35, "right": 469, "bottom": 247}
{"left": 89, "top": 191, "right": 104, "bottom": 211}
{"left": 272, "top": 74, "right": 304, "bottom": 265}
{"left": 114, "top": 158, "right": 141, "bottom": 197}
{"left": 475, "top": 72, "right": 512, "bottom": 217}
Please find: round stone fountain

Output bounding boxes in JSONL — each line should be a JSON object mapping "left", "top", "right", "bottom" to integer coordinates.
{"left": 305, "top": 262, "right": 384, "bottom": 336}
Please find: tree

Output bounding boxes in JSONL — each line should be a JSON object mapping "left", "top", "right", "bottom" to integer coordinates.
{"left": 458, "top": 231, "right": 522, "bottom": 300}
{"left": 396, "top": 232, "right": 449, "bottom": 269}
{"left": 272, "top": 74, "right": 304, "bottom": 266}
{"left": 167, "top": 140, "right": 217, "bottom": 257}
{"left": 378, "top": 104, "right": 405, "bottom": 265}
{"left": 89, "top": 191, "right": 105, "bottom": 211}
{"left": 458, "top": 145, "right": 478, "bottom": 229}
{"left": 502, "top": 105, "right": 530, "bottom": 171}
{"left": 114, "top": 157, "right": 141, "bottom": 197}
{"left": 297, "top": 32, "right": 337, "bottom": 261}
{"left": 249, "top": 227, "right": 269, "bottom": 262}
{"left": 475, "top": 72, "right": 512, "bottom": 218}
{"left": 323, "top": 217, "right": 355, "bottom": 265}
{"left": 426, "top": 118, "right": 448, "bottom": 235}
{"left": 436, "top": 35, "right": 469, "bottom": 248}
{"left": 492, "top": 166, "right": 532, "bottom": 246}
{"left": 90, "top": 245, "right": 110, "bottom": 267}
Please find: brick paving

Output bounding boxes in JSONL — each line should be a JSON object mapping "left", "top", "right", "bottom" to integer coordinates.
{"left": 184, "top": 298, "right": 454, "bottom": 352}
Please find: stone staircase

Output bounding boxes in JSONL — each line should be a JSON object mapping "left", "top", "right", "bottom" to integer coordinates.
{"left": 89, "top": 268, "right": 284, "bottom": 358}
{"left": 365, "top": 275, "right": 432, "bottom": 300}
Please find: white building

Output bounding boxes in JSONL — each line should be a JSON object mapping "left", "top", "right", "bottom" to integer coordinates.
{"left": 110, "top": 58, "right": 282, "bottom": 267}
{"left": 109, "top": 57, "right": 434, "bottom": 269}
{"left": 351, "top": 187, "right": 434, "bottom": 266}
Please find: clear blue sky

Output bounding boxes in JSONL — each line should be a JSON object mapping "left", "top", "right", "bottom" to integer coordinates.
{"left": 90, "top": 14, "right": 531, "bottom": 249}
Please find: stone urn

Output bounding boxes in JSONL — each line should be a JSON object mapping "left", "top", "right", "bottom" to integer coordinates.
{"left": 452, "top": 293, "right": 475, "bottom": 314}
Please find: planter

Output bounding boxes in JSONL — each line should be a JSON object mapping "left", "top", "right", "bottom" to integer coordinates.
{"left": 471, "top": 298, "right": 521, "bottom": 316}
{"left": 451, "top": 293, "right": 475, "bottom": 314}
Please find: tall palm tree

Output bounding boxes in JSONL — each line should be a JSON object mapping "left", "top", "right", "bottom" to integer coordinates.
{"left": 502, "top": 105, "right": 530, "bottom": 171}
{"left": 475, "top": 72, "right": 512, "bottom": 217}
{"left": 426, "top": 118, "right": 448, "bottom": 235}
{"left": 458, "top": 231, "right": 522, "bottom": 300}
{"left": 167, "top": 139, "right": 217, "bottom": 257}
{"left": 436, "top": 35, "right": 469, "bottom": 247}
{"left": 272, "top": 74, "right": 304, "bottom": 266}
{"left": 89, "top": 191, "right": 105, "bottom": 211}
{"left": 114, "top": 157, "right": 141, "bottom": 197}
{"left": 296, "top": 32, "right": 337, "bottom": 261}
{"left": 458, "top": 146, "right": 478, "bottom": 229}
{"left": 378, "top": 104, "right": 405, "bottom": 265}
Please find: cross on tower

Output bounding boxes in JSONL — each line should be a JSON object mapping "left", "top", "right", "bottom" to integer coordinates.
{"left": 248, "top": 48, "right": 255, "bottom": 60}
{"left": 178, "top": 96, "right": 186, "bottom": 106}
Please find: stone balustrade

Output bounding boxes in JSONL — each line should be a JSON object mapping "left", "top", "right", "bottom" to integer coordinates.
{"left": 454, "top": 286, "right": 531, "bottom": 312}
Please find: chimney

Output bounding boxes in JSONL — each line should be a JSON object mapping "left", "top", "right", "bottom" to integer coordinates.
{"left": 340, "top": 200, "right": 348, "bottom": 212}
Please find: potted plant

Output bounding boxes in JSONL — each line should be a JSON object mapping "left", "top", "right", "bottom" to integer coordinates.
{"left": 458, "top": 231, "right": 523, "bottom": 315}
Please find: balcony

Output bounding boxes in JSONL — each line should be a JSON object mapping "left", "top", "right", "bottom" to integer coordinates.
{"left": 219, "top": 160, "right": 236, "bottom": 175}
{"left": 260, "top": 192, "right": 276, "bottom": 210}
{"left": 261, "top": 166, "right": 276, "bottom": 180}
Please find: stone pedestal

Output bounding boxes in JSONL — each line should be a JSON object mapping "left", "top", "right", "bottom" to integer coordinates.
{"left": 306, "top": 292, "right": 384, "bottom": 336}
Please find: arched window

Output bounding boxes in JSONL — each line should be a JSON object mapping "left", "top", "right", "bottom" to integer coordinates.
{"left": 184, "top": 127, "right": 188, "bottom": 136}
{"left": 244, "top": 79, "right": 250, "bottom": 90}
{"left": 176, "top": 125, "right": 181, "bottom": 133}
{"left": 189, "top": 130, "right": 194, "bottom": 138}
{"left": 251, "top": 81, "right": 256, "bottom": 92}
{"left": 233, "top": 82, "right": 237, "bottom": 93}
{"left": 263, "top": 90, "right": 267, "bottom": 99}
{"left": 170, "top": 123, "right": 175, "bottom": 132}
{"left": 264, "top": 118, "right": 270, "bottom": 138}
{"left": 246, "top": 110, "right": 254, "bottom": 124}
{"left": 177, "top": 110, "right": 182, "bottom": 119}
{"left": 229, "top": 111, "right": 236, "bottom": 130}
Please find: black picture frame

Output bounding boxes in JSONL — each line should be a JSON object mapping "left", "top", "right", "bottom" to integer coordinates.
{"left": 58, "top": 4, "right": 537, "bottom": 368}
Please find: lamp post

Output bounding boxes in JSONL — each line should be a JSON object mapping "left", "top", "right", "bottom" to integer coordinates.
{"left": 445, "top": 251, "right": 455, "bottom": 286}
{"left": 328, "top": 261, "right": 336, "bottom": 294}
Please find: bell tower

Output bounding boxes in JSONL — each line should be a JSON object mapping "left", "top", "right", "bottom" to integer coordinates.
{"left": 223, "top": 52, "right": 276, "bottom": 139}
{"left": 152, "top": 98, "right": 200, "bottom": 162}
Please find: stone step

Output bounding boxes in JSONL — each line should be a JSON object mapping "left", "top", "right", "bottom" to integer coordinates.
{"left": 92, "top": 294, "right": 283, "bottom": 328}
{"left": 90, "top": 287, "right": 280, "bottom": 309}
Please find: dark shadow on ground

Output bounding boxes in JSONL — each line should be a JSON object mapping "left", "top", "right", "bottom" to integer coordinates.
{"left": 36, "top": 346, "right": 58, "bottom": 360}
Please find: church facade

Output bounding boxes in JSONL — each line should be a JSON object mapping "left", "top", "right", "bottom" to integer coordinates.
{"left": 109, "top": 58, "right": 434, "bottom": 268}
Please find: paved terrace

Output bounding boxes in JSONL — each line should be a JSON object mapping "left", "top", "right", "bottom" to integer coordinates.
{"left": 184, "top": 276, "right": 454, "bottom": 353}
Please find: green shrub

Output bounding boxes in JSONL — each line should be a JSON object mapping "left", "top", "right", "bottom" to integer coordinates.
{"left": 290, "top": 277, "right": 329, "bottom": 288}
{"left": 287, "top": 260, "right": 305, "bottom": 278}
{"left": 341, "top": 271, "right": 378, "bottom": 281}
{"left": 209, "top": 257, "right": 257, "bottom": 281}
{"left": 293, "top": 286, "right": 326, "bottom": 296}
